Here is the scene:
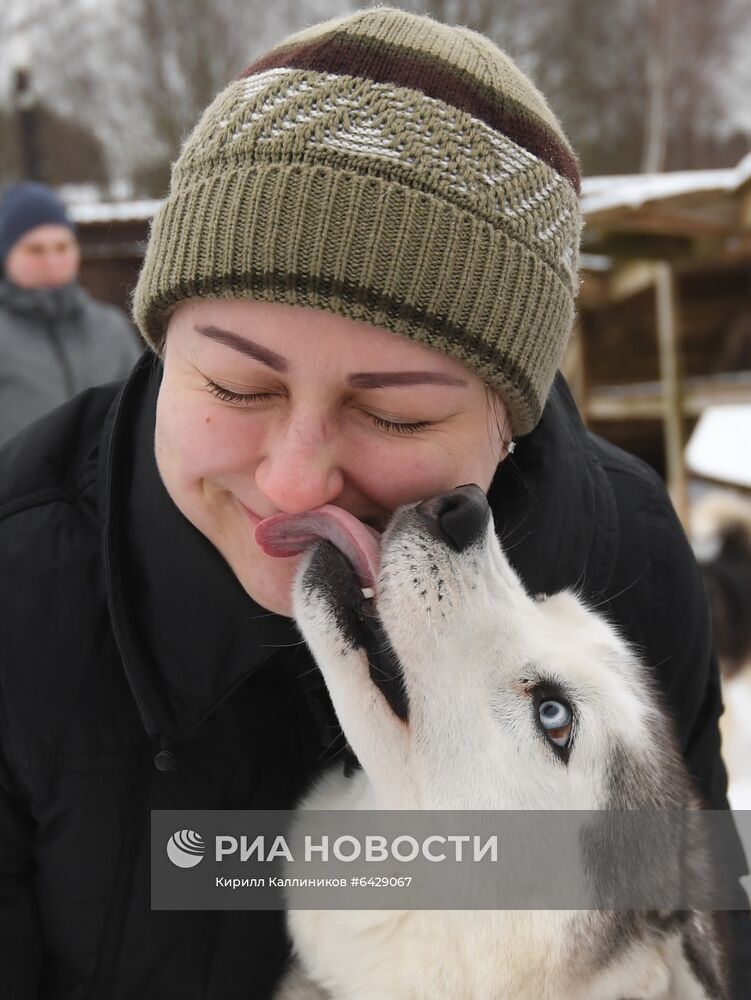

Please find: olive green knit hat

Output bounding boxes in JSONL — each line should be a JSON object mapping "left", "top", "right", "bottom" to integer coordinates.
{"left": 132, "top": 6, "right": 582, "bottom": 436}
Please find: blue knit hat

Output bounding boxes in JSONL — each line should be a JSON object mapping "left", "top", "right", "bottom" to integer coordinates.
{"left": 0, "top": 182, "right": 74, "bottom": 267}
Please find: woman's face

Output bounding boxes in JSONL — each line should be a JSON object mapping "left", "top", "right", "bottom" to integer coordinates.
{"left": 156, "top": 299, "right": 511, "bottom": 616}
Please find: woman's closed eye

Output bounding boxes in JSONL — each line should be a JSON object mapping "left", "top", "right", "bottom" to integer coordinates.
{"left": 203, "top": 379, "right": 433, "bottom": 435}
{"left": 205, "top": 379, "right": 268, "bottom": 405}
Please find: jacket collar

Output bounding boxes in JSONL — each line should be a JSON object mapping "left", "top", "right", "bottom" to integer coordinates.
{"left": 488, "top": 370, "right": 618, "bottom": 601}
{"left": 0, "top": 277, "right": 87, "bottom": 321}
{"left": 100, "top": 355, "right": 617, "bottom": 749}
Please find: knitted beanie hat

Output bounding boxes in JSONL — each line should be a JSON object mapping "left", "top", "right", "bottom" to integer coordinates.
{"left": 132, "top": 6, "right": 581, "bottom": 436}
{"left": 0, "top": 182, "right": 74, "bottom": 269}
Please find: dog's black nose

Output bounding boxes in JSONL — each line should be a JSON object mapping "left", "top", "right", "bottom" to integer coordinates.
{"left": 416, "top": 484, "right": 490, "bottom": 552}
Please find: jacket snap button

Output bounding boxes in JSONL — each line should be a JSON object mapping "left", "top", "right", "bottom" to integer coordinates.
{"left": 154, "top": 749, "right": 176, "bottom": 771}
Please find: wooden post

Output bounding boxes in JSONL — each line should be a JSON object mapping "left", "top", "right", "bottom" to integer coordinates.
{"left": 561, "top": 316, "right": 589, "bottom": 426}
{"left": 13, "top": 66, "right": 43, "bottom": 181}
{"left": 571, "top": 315, "right": 588, "bottom": 425}
{"left": 654, "top": 262, "right": 689, "bottom": 526}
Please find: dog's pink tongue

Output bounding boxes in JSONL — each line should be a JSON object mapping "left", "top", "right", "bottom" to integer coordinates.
{"left": 255, "top": 505, "right": 381, "bottom": 589}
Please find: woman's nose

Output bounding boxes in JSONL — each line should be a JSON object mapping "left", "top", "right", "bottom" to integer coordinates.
{"left": 254, "top": 416, "right": 345, "bottom": 513}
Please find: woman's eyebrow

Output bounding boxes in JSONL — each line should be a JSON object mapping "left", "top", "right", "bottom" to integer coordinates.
{"left": 196, "top": 324, "right": 288, "bottom": 371}
{"left": 195, "top": 323, "right": 467, "bottom": 387}
{"left": 348, "top": 371, "right": 467, "bottom": 388}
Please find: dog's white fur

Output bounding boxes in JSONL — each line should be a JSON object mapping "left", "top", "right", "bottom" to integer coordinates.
{"left": 274, "top": 499, "right": 727, "bottom": 999}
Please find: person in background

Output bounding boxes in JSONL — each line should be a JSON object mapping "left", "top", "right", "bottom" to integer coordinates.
{"left": 0, "top": 181, "right": 141, "bottom": 445}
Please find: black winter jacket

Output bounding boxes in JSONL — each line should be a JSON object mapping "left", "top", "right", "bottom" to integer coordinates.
{"left": 0, "top": 352, "right": 748, "bottom": 999}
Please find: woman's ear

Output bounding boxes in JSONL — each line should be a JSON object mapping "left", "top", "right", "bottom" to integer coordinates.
{"left": 485, "top": 385, "right": 513, "bottom": 461}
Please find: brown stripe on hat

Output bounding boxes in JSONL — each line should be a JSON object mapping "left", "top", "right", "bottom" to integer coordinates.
{"left": 240, "top": 35, "right": 580, "bottom": 194}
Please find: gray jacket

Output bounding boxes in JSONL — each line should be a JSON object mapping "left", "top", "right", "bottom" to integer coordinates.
{"left": 0, "top": 277, "right": 141, "bottom": 445}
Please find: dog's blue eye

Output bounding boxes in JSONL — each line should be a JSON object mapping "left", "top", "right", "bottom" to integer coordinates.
{"left": 538, "top": 700, "right": 572, "bottom": 748}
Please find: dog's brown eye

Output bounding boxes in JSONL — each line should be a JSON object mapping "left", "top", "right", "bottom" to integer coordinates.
{"left": 538, "top": 700, "right": 572, "bottom": 748}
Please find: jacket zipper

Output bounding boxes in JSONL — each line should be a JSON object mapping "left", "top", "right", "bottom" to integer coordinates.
{"left": 46, "top": 320, "right": 75, "bottom": 396}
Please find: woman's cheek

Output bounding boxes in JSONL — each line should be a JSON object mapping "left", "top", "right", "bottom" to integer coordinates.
{"left": 180, "top": 408, "right": 268, "bottom": 481}
{"left": 352, "top": 438, "right": 456, "bottom": 510}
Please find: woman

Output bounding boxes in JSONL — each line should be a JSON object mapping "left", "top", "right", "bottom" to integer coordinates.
{"left": 0, "top": 8, "right": 747, "bottom": 998}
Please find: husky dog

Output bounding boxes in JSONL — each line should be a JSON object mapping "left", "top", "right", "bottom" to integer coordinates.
{"left": 260, "top": 485, "right": 728, "bottom": 999}
{"left": 691, "top": 490, "right": 751, "bottom": 682}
